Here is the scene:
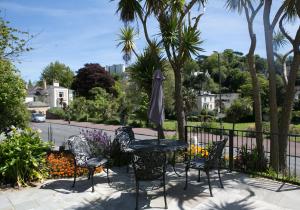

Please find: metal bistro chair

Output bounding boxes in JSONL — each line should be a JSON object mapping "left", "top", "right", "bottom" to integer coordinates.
{"left": 132, "top": 151, "right": 168, "bottom": 210}
{"left": 112, "top": 126, "right": 135, "bottom": 171}
{"left": 67, "top": 135, "right": 110, "bottom": 192}
{"left": 184, "top": 138, "right": 228, "bottom": 196}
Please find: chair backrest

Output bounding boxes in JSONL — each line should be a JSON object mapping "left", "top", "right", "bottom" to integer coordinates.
{"left": 206, "top": 138, "right": 228, "bottom": 167}
{"left": 114, "top": 126, "right": 135, "bottom": 150}
{"left": 132, "top": 151, "right": 166, "bottom": 181}
{"left": 67, "top": 135, "right": 92, "bottom": 166}
{"left": 115, "top": 126, "right": 135, "bottom": 140}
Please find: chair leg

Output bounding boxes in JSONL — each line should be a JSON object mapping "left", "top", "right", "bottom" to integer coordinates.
{"left": 135, "top": 181, "right": 139, "bottom": 210}
{"left": 72, "top": 165, "right": 77, "bottom": 188}
{"left": 106, "top": 167, "right": 110, "bottom": 184}
{"left": 197, "top": 169, "right": 201, "bottom": 182}
{"left": 184, "top": 165, "right": 188, "bottom": 190}
{"left": 163, "top": 172, "right": 168, "bottom": 209}
{"left": 88, "top": 171, "right": 91, "bottom": 180}
{"left": 90, "top": 168, "right": 95, "bottom": 192}
{"left": 206, "top": 170, "right": 213, "bottom": 197}
{"left": 218, "top": 168, "right": 223, "bottom": 188}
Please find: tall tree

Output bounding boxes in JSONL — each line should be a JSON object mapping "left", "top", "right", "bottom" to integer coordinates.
{"left": 0, "top": 16, "right": 33, "bottom": 61}
{"left": 226, "top": 0, "right": 265, "bottom": 168}
{"left": 0, "top": 60, "right": 28, "bottom": 132}
{"left": 263, "top": 0, "right": 300, "bottom": 171}
{"left": 277, "top": 1, "right": 300, "bottom": 170}
{"left": 40, "top": 61, "right": 74, "bottom": 88}
{"left": 114, "top": 0, "right": 206, "bottom": 140}
{"left": 72, "top": 63, "right": 116, "bottom": 98}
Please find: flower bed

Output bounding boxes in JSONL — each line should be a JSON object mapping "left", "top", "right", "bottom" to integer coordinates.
{"left": 47, "top": 151, "right": 103, "bottom": 178}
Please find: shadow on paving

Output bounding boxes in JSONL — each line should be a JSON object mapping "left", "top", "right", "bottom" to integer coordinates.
{"left": 40, "top": 165, "right": 296, "bottom": 210}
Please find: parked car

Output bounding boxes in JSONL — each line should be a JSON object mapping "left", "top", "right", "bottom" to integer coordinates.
{"left": 31, "top": 113, "right": 46, "bottom": 122}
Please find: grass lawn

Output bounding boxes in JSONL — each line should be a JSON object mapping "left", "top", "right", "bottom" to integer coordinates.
{"left": 163, "top": 120, "right": 254, "bottom": 131}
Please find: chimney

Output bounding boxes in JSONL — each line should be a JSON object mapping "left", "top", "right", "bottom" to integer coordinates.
{"left": 43, "top": 80, "right": 47, "bottom": 89}
{"left": 53, "top": 80, "right": 59, "bottom": 87}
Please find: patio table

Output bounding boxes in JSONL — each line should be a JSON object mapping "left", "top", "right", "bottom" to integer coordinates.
{"left": 125, "top": 139, "right": 188, "bottom": 153}
{"left": 125, "top": 139, "right": 188, "bottom": 176}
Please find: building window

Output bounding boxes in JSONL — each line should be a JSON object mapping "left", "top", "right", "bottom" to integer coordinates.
{"left": 59, "top": 92, "right": 64, "bottom": 98}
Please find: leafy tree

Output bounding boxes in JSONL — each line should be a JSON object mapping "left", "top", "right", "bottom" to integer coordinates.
{"left": 0, "top": 16, "right": 33, "bottom": 61}
{"left": 0, "top": 60, "right": 28, "bottom": 132}
{"left": 114, "top": 0, "right": 206, "bottom": 140}
{"left": 87, "top": 87, "right": 118, "bottom": 121}
{"left": 39, "top": 61, "right": 74, "bottom": 88}
{"left": 72, "top": 63, "right": 116, "bottom": 98}
{"left": 226, "top": 98, "right": 253, "bottom": 130}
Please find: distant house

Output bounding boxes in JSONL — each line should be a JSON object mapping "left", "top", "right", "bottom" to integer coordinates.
{"left": 25, "top": 81, "right": 73, "bottom": 113}
{"left": 196, "top": 92, "right": 216, "bottom": 111}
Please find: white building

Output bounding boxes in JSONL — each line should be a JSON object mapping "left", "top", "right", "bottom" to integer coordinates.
{"left": 196, "top": 92, "right": 216, "bottom": 111}
{"left": 25, "top": 81, "right": 73, "bottom": 112}
{"left": 105, "top": 64, "right": 125, "bottom": 75}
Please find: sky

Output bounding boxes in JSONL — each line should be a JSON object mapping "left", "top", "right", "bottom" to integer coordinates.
{"left": 0, "top": 0, "right": 298, "bottom": 82}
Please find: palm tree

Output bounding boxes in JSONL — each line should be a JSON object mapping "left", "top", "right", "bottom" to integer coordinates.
{"left": 114, "top": 0, "right": 207, "bottom": 140}
{"left": 116, "top": 26, "right": 138, "bottom": 64}
{"left": 276, "top": 1, "right": 300, "bottom": 171}
{"left": 263, "top": 0, "right": 300, "bottom": 171}
{"left": 226, "top": 0, "right": 265, "bottom": 170}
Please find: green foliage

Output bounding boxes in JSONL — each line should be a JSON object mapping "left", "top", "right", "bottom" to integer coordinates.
{"left": 0, "top": 60, "right": 28, "bottom": 132}
{"left": 234, "top": 146, "right": 268, "bottom": 172}
{"left": 47, "top": 107, "right": 66, "bottom": 119}
{"left": 69, "top": 96, "right": 88, "bottom": 121}
{"left": 225, "top": 98, "right": 253, "bottom": 124}
{"left": 87, "top": 87, "right": 118, "bottom": 121}
{"left": 0, "top": 16, "right": 33, "bottom": 61}
{"left": 39, "top": 61, "right": 74, "bottom": 88}
{"left": 0, "top": 127, "right": 50, "bottom": 186}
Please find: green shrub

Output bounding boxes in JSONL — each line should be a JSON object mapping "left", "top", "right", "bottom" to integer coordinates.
{"left": 234, "top": 146, "right": 268, "bottom": 172}
{"left": 0, "top": 127, "right": 51, "bottom": 186}
{"left": 291, "top": 111, "right": 300, "bottom": 124}
{"left": 47, "top": 107, "right": 65, "bottom": 119}
{"left": 187, "top": 116, "right": 199, "bottom": 122}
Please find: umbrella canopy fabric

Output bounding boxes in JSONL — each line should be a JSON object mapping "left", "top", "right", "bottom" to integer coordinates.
{"left": 148, "top": 69, "right": 165, "bottom": 126}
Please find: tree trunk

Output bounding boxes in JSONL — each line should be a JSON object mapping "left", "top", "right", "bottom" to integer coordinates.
{"left": 243, "top": 1, "right": 264, "bottom": 170}
{"left": 263, "top": 0, "right": 279, "bottom": 171}
{"left": 248, "top": 53, "right": 264, "bottom": 168}
{"left": 278, "top": 33, "right": 300, "bottom": 171}
{"left": 174, "top": 68, "right": 186, "bottom": 140}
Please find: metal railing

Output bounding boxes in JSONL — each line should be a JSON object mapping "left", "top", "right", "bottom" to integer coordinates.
{"left": 185, "top": 126, "right": 300, "bottom": 183}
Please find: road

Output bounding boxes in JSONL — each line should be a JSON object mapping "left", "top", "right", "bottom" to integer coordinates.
{"left": 30, "top": 122, "right": 155, "bottom": 147}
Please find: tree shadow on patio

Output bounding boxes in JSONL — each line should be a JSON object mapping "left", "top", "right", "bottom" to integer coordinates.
{"left": 194, "top": 190, "right": 256, "bottom": 210}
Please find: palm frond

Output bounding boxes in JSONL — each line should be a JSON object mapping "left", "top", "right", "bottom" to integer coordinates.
{"left": 116, "top": 0, "right": 143, "bottom": 23}
{"left": 225, "top": 0, "right": 244, "bottom": 14}
{"left": 181, "top": 26, "right": 204, "bottom": 58}
{"left": 273, "top": 30, "right": 288, "bottom": 52}
{"left": 283, "top": 0, "right": 298, "bottom": 21}
{"left": 116, "top": 26, "right": 137, "bottom": 63}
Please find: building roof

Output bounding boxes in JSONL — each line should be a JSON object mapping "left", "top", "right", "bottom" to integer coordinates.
{"left": 26, "top": 101, "right": 49, "bottom": 108}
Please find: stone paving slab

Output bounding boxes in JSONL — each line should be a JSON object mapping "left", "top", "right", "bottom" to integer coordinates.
{"left": 1, "top": 167, "right": 300, "bottom": 210}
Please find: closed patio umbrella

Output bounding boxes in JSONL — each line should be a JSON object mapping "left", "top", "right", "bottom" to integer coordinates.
{"left": 148, "top": 69, "right": 165, "bottom": 140}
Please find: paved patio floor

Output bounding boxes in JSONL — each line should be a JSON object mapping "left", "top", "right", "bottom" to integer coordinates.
{"left": 1, "top": 166, "right": 300, "bottom": 210}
